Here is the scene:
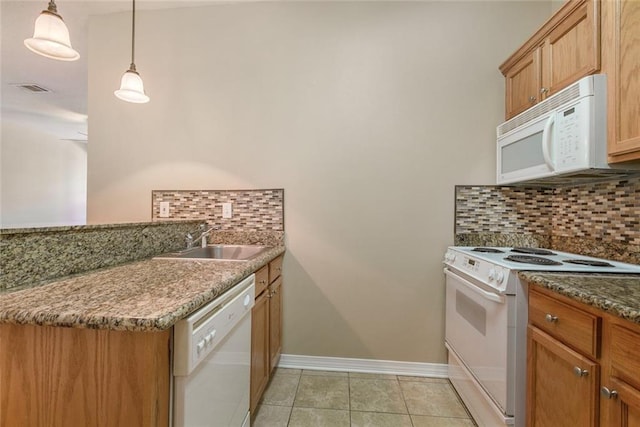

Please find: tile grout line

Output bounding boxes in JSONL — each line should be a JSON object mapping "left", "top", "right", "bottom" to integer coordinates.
{"left": 347, "top": 372, "right": 351, "bottom": 425}
{"left": 396, "top": 374, "right": 416, "bottom": 427}
{"left": 285, "top": 370, "right": 302, "bottom": 427}
{"left": 258, "top": 369, "right": 475, "bottom": 427}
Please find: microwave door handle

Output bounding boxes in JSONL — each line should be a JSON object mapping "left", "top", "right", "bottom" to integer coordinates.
{"left": 542, "top": 114, "right": 555, "bottom": 171}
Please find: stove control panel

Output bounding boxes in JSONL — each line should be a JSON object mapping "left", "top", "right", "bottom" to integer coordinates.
{"left": 488, "top": 267, "right": 506, "bottom": 285}
{"left": 444, "top": 249, "right": 511, "bottom": 294}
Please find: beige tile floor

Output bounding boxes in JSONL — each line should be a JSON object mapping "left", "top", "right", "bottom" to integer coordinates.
{"left": 253, "top": 369, "right": 477, "bottom": 427}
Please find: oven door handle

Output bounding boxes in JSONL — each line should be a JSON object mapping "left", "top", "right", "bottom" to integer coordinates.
{"left": 444, "top": 269, "right": 505, "bottom": 304}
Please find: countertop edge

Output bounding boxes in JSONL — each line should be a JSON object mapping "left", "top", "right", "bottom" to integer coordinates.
{"left": 0, "top": 246, "right": 286, "bottom": 332}
{"left": 519, "top": 271, "right": 640, "bottom": 324}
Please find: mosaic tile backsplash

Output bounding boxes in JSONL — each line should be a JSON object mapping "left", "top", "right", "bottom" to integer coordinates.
{"left": 455, "top": 176, "right": 640, "bottom": 264}
{"left": 455, "top": 186, "right": 554, "bottom": 235}
{"left": 152, "top": 189, "right": 284, "bottom": 231}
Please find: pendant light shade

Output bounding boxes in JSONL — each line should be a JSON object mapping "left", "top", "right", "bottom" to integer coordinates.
{"left": 24, "top": 1, "right": 80, "bottom": 61}
{"left": 115, "top": 64, "right": 149, "bottom": 103}
{"left": 115, "top": 0, "right": 149, "bottom": 103}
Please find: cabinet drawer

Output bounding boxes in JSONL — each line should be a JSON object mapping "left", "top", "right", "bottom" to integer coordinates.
{"left": 269, "top": 255, "right": 283, "bottom": 284}
{"left": 610, "top": 323, "right": 640, "bottom": 391}
{"left": 529, "top": 288, "right": 600, "bottom": 358}
{"left": 255, "top": 265, "right": 269, "bottom": 297}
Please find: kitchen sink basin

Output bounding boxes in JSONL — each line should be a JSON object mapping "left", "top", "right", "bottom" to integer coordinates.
{"left": 154, "top": 244, "right": 270, "bottom": 261}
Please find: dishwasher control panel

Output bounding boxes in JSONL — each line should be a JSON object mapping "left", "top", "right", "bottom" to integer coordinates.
{"left": 174, "top": 274, "right": 255, "bottom": 376}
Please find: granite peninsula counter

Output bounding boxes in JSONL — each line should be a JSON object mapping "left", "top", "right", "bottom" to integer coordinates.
{"left": 520, "top": 271, "right": 640, "bottom": 324}
{"left": 0, "top": 245, "right": 285, "bottom": 331}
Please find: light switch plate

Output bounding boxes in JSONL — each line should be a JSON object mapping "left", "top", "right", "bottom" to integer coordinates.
{"left": 222, "top": 203, "right": 233, "bottom": 219}
{"left": 159, "top": 201, "right": 170, "bottom": 218}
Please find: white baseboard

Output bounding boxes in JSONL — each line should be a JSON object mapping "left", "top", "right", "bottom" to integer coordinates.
{"left": 278, "top": 354, "right": 448, "bottom": 378}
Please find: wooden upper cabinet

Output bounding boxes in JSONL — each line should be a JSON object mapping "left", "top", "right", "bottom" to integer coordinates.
{"left": 502, "top": 0, "right": 640, "bottom": 161}
{"left": 540, "top": 0, "right": 600, "bottom": 97}
{"left": 505, "top": 48, "right": 541, "bottom": 119}
{"left": 602, "top": 0, "right": 640, "bottom": 162}
{"left": 500, "top": 0, "right": 600, "bottom": 120}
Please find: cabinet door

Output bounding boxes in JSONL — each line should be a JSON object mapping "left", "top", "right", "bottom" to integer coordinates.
{"left": 0, "top": 324, "right": 170, "bottom": 427}
{"left": 269, "top": 276, "right": 283, "bottom": 372}
{"left": 269, "top": 255, "right": 283, "bottom": 284}
{"left": 250, "top": 290, "right": 270, "bottom": 416}
{"left": 504, "top": 48, "right": 541, "bottom": 119}
{"left": 540, "top": 0, "right": 600, "bottom": 98}
{"left": 255, "top": 265, "right": 269, "bottom": 298}
{"left": 606, "top": 378, "right": 640, "bottom": 427}
{"left": 527, "top": 325, "right": 599, "bottom": 427}
{"left": 602, "top": 0, "right": 640, "bottom": 161}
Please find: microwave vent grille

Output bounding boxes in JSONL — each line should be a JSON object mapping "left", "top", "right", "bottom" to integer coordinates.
{"left": 498, "top": 83, "right": 582, "bottom": 136}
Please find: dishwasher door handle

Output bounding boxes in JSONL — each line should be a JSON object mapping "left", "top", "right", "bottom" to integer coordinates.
{"left": 444, "top": 269, "right": 505, "bottom": 304}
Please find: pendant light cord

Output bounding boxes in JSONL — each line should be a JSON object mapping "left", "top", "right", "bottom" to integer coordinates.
{"left": 130, "top": 0, "right": 136, "bottom": 69}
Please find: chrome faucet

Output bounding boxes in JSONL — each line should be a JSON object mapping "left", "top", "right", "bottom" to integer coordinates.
{"left": 186, "top": 224, "right": 219, "bottom": 249}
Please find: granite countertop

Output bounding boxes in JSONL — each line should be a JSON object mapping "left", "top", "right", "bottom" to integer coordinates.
{"left": 0, "top": 245, "right": 285, "bottom": 332}
{"left": 520, "top": 271, "right": 640, "bottom": 324}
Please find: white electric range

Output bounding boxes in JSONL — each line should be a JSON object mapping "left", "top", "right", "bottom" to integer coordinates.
{"left": 443, "top": 246, "right": 640, "bottom": 427}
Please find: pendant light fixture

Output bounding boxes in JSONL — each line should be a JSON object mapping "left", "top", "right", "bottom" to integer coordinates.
{"left": 114, "top": 0, "right": 149, "bottom": 103}
{"left": 24, "top": 0, "right": 80, "bottom": 61}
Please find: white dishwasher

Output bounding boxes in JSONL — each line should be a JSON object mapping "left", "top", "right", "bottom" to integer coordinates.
{"left": 173, "top": 274, "right": 255, "bottom": 427}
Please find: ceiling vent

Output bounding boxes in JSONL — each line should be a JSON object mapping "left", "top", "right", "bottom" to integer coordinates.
{"left": 12, "top": 83, "right": 51, "bottom": 93}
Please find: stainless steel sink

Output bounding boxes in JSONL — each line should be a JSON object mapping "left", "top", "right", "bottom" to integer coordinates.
{"left": 154, "top": 244, "right": 270, "bottom": 261}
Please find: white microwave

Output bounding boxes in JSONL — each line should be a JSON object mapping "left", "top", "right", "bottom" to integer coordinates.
{"left": 496, "top": 74, "right": 640, "bottom": 185}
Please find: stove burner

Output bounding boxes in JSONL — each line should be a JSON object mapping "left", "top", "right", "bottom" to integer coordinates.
{"left": 504, "top": 255, "right": 563, "bottom": 266}
{"left": 564, "top": 259, "right": 615, "bottom": 267}
{"left": 472, "top": 247, "right": 504, "bottom": 253}
{"left": 511, "top": 247, "right": 556, "bottom": 256}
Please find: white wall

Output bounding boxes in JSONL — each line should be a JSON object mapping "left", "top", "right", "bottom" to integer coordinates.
{"left": 88, "top": 1, "right": 550, "bottom": 362}
{"left": 1, "top": 121, "right": 87, "bottom": 228}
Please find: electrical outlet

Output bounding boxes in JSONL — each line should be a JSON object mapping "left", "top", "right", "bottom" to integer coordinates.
{"left": 222, "top": 203, "right": 233, "bottom": 219}
{"left": 159, "top": 201, "right": 170, "bottom": 218}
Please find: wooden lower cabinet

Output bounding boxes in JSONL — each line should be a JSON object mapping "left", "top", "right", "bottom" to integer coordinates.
{"left": 528, "top": 285, "right": 640, "bottom": 427}
{"left": 606, "top": 377, "right": 640, "bottom": 426}
{"left": 0, "top": 324, "right": 171, "bottom": 427}
{"left": 602, "top": 321, "right": 640, "bottom": 426}
{"left": 250, "top": 255, "right": 284, "bottom": 417}
{"left": 269, "top": 276, "right": 283, "bottom": 371}
{"left": 250, "top": 286, "right": 271, "bottom": 415}
{"left": 527, "top": 325, "right": 599, "bottom": 427}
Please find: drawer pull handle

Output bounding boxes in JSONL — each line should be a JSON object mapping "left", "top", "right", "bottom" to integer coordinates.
{"left": 260, "top": 279, "right": 267, "bottom": 285}
{"left": 540, "top": 87, "right": 549, "bottom": 95}
{"left": 545, "top": 314, "right": 558, "bottom": 323}
{"left": 529, "top": 95, "right": 537, "bottom": 103}
{"left": 601, "top": 387, "right": 618, "bottom": 399}
{"left": 573, "top": 367, "right": 588, "bottom": 377}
